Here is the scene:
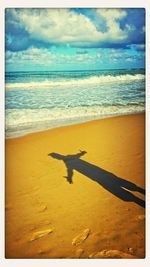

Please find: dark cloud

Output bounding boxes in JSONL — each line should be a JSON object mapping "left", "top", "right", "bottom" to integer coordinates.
{"left": 120, "top": 8, "right": 145, "bottom": 44}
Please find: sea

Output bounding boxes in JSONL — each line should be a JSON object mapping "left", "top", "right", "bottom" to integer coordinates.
{"left": 5, "top": 68, "right": 145, "bottom": 138}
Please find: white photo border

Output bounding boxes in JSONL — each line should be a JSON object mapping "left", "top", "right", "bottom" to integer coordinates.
{"left": 0, "top": 1, "right": 149, "bottom": 267}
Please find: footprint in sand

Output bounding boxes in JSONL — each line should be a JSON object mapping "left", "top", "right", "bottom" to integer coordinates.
{"left": 89, "top": 249, "right": 136, "bottom": 259}
{"left": 30, "top": 228, "right": 53, "bottom": 242}
{"left": 38, "top": 205, "right": 48, "bottom": 213}
{"left": 72, "top": 228, "right": 90, "bottom": 246}
{"left": 137, "top": 214, "right": 145, "bottom": 221}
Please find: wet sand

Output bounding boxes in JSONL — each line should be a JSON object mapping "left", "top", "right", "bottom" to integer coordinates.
{"left": 5, "top": 113, "right": 145, "bottom": 258}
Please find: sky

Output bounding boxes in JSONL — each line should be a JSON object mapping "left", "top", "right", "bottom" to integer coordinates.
{"left": 5, "top": 8, "right": 145, "bottom": 71}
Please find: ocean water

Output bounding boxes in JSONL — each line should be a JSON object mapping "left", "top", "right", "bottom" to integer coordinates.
{"left": 5, "top": 69, "right": 145, "bottom": 138}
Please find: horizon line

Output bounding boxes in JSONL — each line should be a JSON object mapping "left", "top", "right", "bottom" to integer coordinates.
{"left": 5, "top": 67, "right": 145, "bottom": 73}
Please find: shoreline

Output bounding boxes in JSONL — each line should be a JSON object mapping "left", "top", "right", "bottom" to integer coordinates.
{"left": 6, "top": 113, "right": 145, "bottom": 258}
{"left": 6, "top": 111, "right": 145, "bottom": 140}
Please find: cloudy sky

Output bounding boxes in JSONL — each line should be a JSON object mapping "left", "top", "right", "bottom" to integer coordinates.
{"left": 5, "top": 8, "right": 145, "bottom": 71}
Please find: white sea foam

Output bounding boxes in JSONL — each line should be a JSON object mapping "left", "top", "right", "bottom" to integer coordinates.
{"left": 6, "top": 104, "right": 145, "bottom": 138}
{"left": 5, "top": 74, "right": 145, "bottom": 90}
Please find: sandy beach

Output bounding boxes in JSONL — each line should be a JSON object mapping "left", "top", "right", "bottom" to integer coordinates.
{"left": 5, "top": 113, "right": 145, "bottom": 259}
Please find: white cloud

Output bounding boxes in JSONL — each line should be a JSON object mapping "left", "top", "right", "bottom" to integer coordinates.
{"left": 6, "top": 46, "right": 144, "bottom": 70}
{"left": 14, "top": 9, "right": 101, "bottom": 45}
{"left": 10, "top": 8, "right": 128, "bottom": 47}
{"left": 125, "top": 24, "right": 136, "bottom": 32}
{"left": 6, "top": 48, "right": 54, "bottom": 65}
{"left": 97, "top": 9, "right": 127, "bottom": 20}
{"left": 5, "top": 47, "right": 100, "bottom": 67}
{"left": 96, "top": 9, "right": 128, "bottom": 42}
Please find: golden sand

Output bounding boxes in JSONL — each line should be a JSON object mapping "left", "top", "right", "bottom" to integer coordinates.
{"left": 5, "top": 113, "right": 145, "bottom": 258}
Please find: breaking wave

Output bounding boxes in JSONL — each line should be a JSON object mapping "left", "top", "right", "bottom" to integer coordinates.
{"left": 6, "top": 74, "right": 145, "bottom": 90}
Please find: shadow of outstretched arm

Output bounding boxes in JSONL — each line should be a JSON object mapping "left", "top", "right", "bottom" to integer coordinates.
{"left": 64, "top": 167, "right": 74, "bottom": 184}
{"left": 78, "top": 150, "right": 87, "bottom": 157}
{"left": 66, "top": 150, "right": 87, "bottom": 160}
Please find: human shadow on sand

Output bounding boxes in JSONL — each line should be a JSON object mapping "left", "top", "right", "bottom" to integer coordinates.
{"left": 48, "top": 151, "right": 145, "bottom": 208}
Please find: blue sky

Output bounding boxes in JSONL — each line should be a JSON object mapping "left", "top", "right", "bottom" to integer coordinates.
{"left": 5, "top": 8, "right": 145, "bottom": 71}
